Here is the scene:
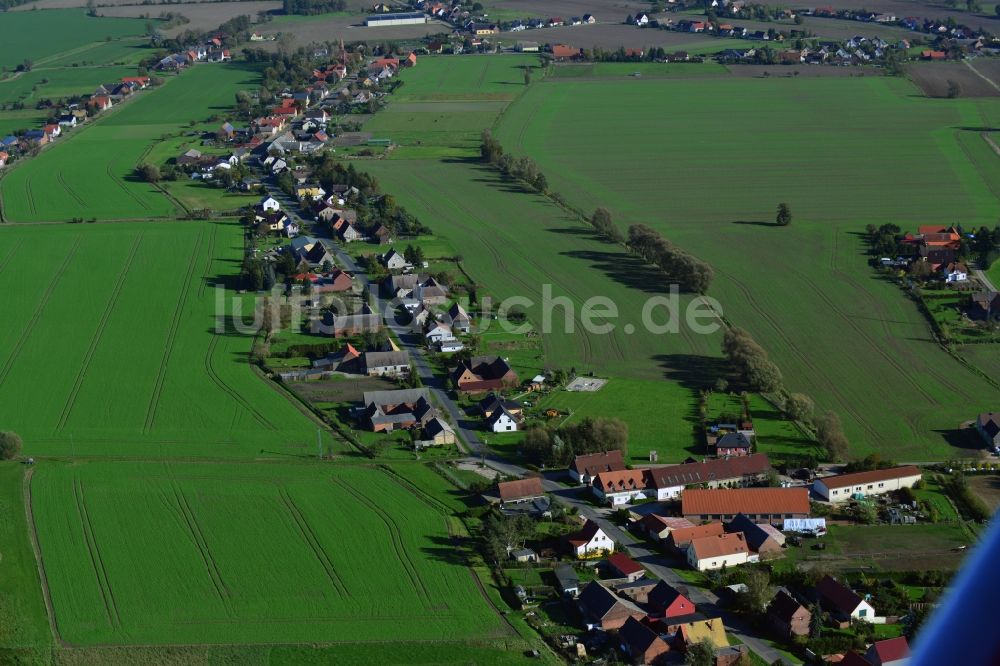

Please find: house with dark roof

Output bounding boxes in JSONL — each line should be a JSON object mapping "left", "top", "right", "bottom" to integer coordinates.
{"left": 361, "top": 388, "right": 435, "bottom": 432}
{"left": 613, "top": 577, "right": 658, "bottom": 604}
{"left": 618, "top": 617, "right": 670, "bottom": 665}
{"left": 451, "top": 356, "right": 518, "bottom": 394}
{"left": 554, "top": 563, "right": 580, "bottom": 597}
{"left": 326, "top": 312, "right": 383, "bottom": 338}
{"left": 969, "top": 290, "right": 999, "bottom": 321}
{"left": 577, "top": 581, "right": 645, "bottom": 630}
{"left": 725, "top": 513, "right": 785, "bottom": 557}
{"left": 766, "top": 588, "right": 810, "bottom": 638}
{"left": 648, "top": 580, "right": 695, "bottom": 619}
{"left": 977, "top": 412, "right": 1000, "bottom": 448}
{"left": 646, "top": 453, "right": 772, "bottom": 500}
{"left": 865, "top": 636, "right": 910, "bottom": 665}
{"left": 422, "top": 417, "right": 456, "bottom": 445}
{"left": 816, "top": 575, "right": 876, "bottom": 623}
{"left": 569, "top": 450, "right": 626, "bottom": 484}
{"left": 478, "top": 394, "right": 522, "bottom": 419}
{"left": 714, "top": 432, "right": 753, "bottom": 456}
{"left": 565, "top": 519, "right": 614, "bottom": 558}
{"left": 362, "top": 351, "right": 410, "bottom": 377}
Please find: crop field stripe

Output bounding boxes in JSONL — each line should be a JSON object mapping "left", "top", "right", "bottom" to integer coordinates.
{"left": 277, "top": 487, "right": 350, "bottom": 598}
{"left": 168, "top": 481, "right": 233, "bottom": 613}
{"left": 198, "top": 221, "right": 218, "bottom": 299}
{"left": 56, "top": 232, "right": 145, "bottom": 431}
{"left": 143, "top": 230, "right": 205, "bottom": 433}
{"left": 73, "top": 476, "right": 122, "bottom": 631}
{"left": 0, "top": 236, "right": 80, "bottom": 389}
{"left": 330, "top": 476, "right": 432, "bottom": 610}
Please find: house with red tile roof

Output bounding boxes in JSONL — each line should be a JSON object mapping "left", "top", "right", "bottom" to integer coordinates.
{"left": 496, "top": 477, "right": 544, "bottom": 505}
{"left": 865, "top": 636, "right": 910, "bottom": 666}
{"left": 686, "top": 532, "right": 750, "bottom": 571}
{"left": 681, "top": 487, "right": 810, "bottom": 522}
{"left": 667, "top": 522, "right": 725, "bottom": 551}
{"left": 568, "top": 448, "right": 624, "bottom": 483}
{"left": 591, "top": 468, "right": 652, "bottom": 505}
{"left": 639, "top": 514, "right": 693, "bottom": 541}
{"left": 606, "top": 552, "right": 644, "bottom": 582}
{"left": 550, "top": 44, "right": 582, "bottom": 60}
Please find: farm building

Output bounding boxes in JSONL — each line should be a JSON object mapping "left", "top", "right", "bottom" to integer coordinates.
{"left": 646, "top": 453, "right": 771, "bottom": 499}
{"left": 639, "top": 514, "right": 694, "bottom": 542}
{"left": 554, "top": 563, "right": 580, "bottom": 597}
{"left": 681, "top": 488, "right": 810, "bottom": 522}
{"left": 361, "top": 388, "right": 435, "bottom": 432}
{"left": 568, "top": 449, "right": 625, "bottom": 484}
{"left": 365, "top": 11, "right": 427, "bottom": 26}
{"left": 619, "top": 617, "right": 670, "bottom": 665}
{"left": 450, "top": 356, "right": 518, "bottom": 394}
{"left": 605, "top": 552, "right": 645, "bottom": 582}
{"left": 813, "top": 465, "right": 922, "bottom": 502}
{"left": 422, "top": 417, "right": 456, "bottom": 445}
{"left": 725, "top": 513, "right": 785, "bottom": 557}
{"left": 686, "top": 532, "right": 750, "bottom": 571}
{"left": 495, "top": 477, "right": 544, "bottom": 506}
{"left": 362, "top": 351, "right": 410, "bottom": 377}
{"left": 647, "top": 580, "right": 696, "bottom": 619}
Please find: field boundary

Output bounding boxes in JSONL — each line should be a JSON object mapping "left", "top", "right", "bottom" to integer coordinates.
{"left": 22, "top": 468, "right": 67, "bottom": 648}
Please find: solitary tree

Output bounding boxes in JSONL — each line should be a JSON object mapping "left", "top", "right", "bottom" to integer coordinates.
{"left": 776, "top": 202, "right": 792, "bottom": 226}
{"left": 523, "top": 66, "right": 532, "bottom": 85}
{"left": 947, "top": 79, "right": 962, "bottom": 98}
{"left": 0, "top": 431, "right": 23, "bottom": 460}
{"left": 136, "top": 163, "right": 160, "bottom": 183}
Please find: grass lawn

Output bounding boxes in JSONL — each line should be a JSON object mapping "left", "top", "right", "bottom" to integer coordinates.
{"left": 1, "top": 63, "right": 260, "bottom": 222}
{"left": 0, "top": 220, "right": 331, "bottom": 459}
{"left": 496, "top": 70, "right": 1000, "bottom": 460}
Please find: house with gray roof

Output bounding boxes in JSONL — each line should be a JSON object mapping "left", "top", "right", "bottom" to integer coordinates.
{"left": 361, "top": 388, "right": 435, "bottom": 432}
{"left": 362, "top": 351, "right": 410, "bottom": 377}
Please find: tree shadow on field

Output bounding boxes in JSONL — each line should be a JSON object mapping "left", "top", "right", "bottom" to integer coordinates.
{"left": 560, "top": 248, "right": 680, "bottom": 296}
{"left": 731, "top": 219, "right": 780, "bottom": 227}
{"left": 652, "top": 353, "right": 729, "bottom": 391}
{"left": 956, "top": 126, "right": 1000, "bottom": 132}
{"left": 936, "top": 427, "right": 986, "bottom": 451}
{"left": 421, "top": 534, "right": 475, "bottom": 566}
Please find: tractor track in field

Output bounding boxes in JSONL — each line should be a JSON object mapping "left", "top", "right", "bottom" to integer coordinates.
{"left": 143, "top": 230, "right": 205, "bottom": 433}
{"left": 331, "top": 477, "right": 432, "bottom": 609}
{"left": 204, "top": 333, "right": 277, "bottom": 431}
{"left": 829, "top": 230, "right": 970, "bottom": 402}
{"left": 23, "top": 176, "right": 38, "bottom": 217}
{"left": 57, "top": 232, "right": 144, "bottom": 431}
{"left": 170, "top": 482, "right": 233, "bottom": 613}
{"left": 23, "top": 469, "right": 67, "bottom": 647}
{"left": 0, "top": 238, "right": 24, "bottom": 276}
{"left": 73, "top": 477, "right": 122, "bottom": 631}
{"left": 277, "top": 487, "right": 351, "bottom": 599}
{"left": 956, "top": 130, "right": 1000, "bottom": 202}
{"left": 198, "top": 221, "right": 218, "bottom": 299}
{"left": 0, "top": 236, "right": 80, "bottom": 389}
{"left": 716, "top": 266, "right": 882, "bottom": 444}
{"left": 56, "top": 170, "right": 86, "bottom": 208}
{"left": 107, "top": 162, "right": 151, "bottom": 211}
{"left": 377, "top": 465, "right": 454, "bottom": 516}
{"left": 788, "top": 265, "right": 941, "bottom": 408}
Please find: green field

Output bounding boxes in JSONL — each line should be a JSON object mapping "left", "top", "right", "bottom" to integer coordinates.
{"left": 1, "top": 64, "right": 259, "bottom": 222}
{"left": 0, "top": 221, "right": 329, "bottom": 459}
{"left": 30, "top": 460, "right": 510, "bottom": 646}
{"left": 491, "top": 67, "right": 1000, "bottom": 459}
{"left": 0, "top": 10, "right": 147, "bottom": 69}
{"left": 0, "top": 66, "right": 138, "bottom": 109}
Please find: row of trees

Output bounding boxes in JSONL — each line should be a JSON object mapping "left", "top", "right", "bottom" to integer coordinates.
{"left": 479, "top": 130, "right": 548, "bottom": 193}
{"left": 588, "top": 207, "right": 624, "bottom": 244}
{"left": 627, "top": 224, "right": 714, "bottom": 293}
{"left": 721, "top": 328, "right": 783, "bottom": 393}
{"left": 520, "top": 417, "right": 628, "bottom": 467}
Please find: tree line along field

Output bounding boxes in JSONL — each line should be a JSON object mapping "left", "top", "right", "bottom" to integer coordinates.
{"left": 0, "top": 9, "right": 147, "bottom": 69}
{"left": 28, "top": 460, "right": 513, "bottom": 647}
{"left": 1, "top": 63, "right": 260, "bottom": 222}
{"left": 492, "top": 68, "right": 1000, "bottom": 459}
{"left": 0, "top": 220, "right": 330, "bottom": 459}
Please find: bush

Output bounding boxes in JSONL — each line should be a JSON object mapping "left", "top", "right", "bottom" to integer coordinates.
{"left": 0, "top": 431, "right": 22, "bottom": 460}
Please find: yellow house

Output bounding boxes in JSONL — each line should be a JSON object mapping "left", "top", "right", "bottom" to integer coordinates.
{"left": 295, "top": 186, "right": 326, "bottom": 202}
{"left": 676, "top": 617, "right": 729, "bottom": 648}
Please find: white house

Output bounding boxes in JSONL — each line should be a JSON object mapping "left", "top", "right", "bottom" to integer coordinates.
{"left": 487, "top": 406, "right": 518, "bottom": 433}
{"left": 566, "top": 519, "right": 614, "bottom": 558}
{"left": 382, "top": 249, "right": 410, "bottom": 271}
{"left": 813, "top": 466, "right": 922, "bottom": 503}
{"left": 686, "top": 533, "right": 750, "bottom": 571}
{"left": 425, "top": 323, "right": 455, "bottom": 345}
{"left": 817, "top": 575, "right": 877, "bottom": 622}
{"left": 634, "top": 13, "right": 649, "bottom": 25}
{"left": 439, "top": 340, "right": 464, "bottom": 353}
{"left": 259, "top": 196, "right": 280, "bottom": 212}
{"left": 942, "top": 262, "right": 968, "bottom": 283}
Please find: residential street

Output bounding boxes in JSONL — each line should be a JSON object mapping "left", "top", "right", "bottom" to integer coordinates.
{"left": 265, "top": 182, "right": 795, "bottom": 664}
